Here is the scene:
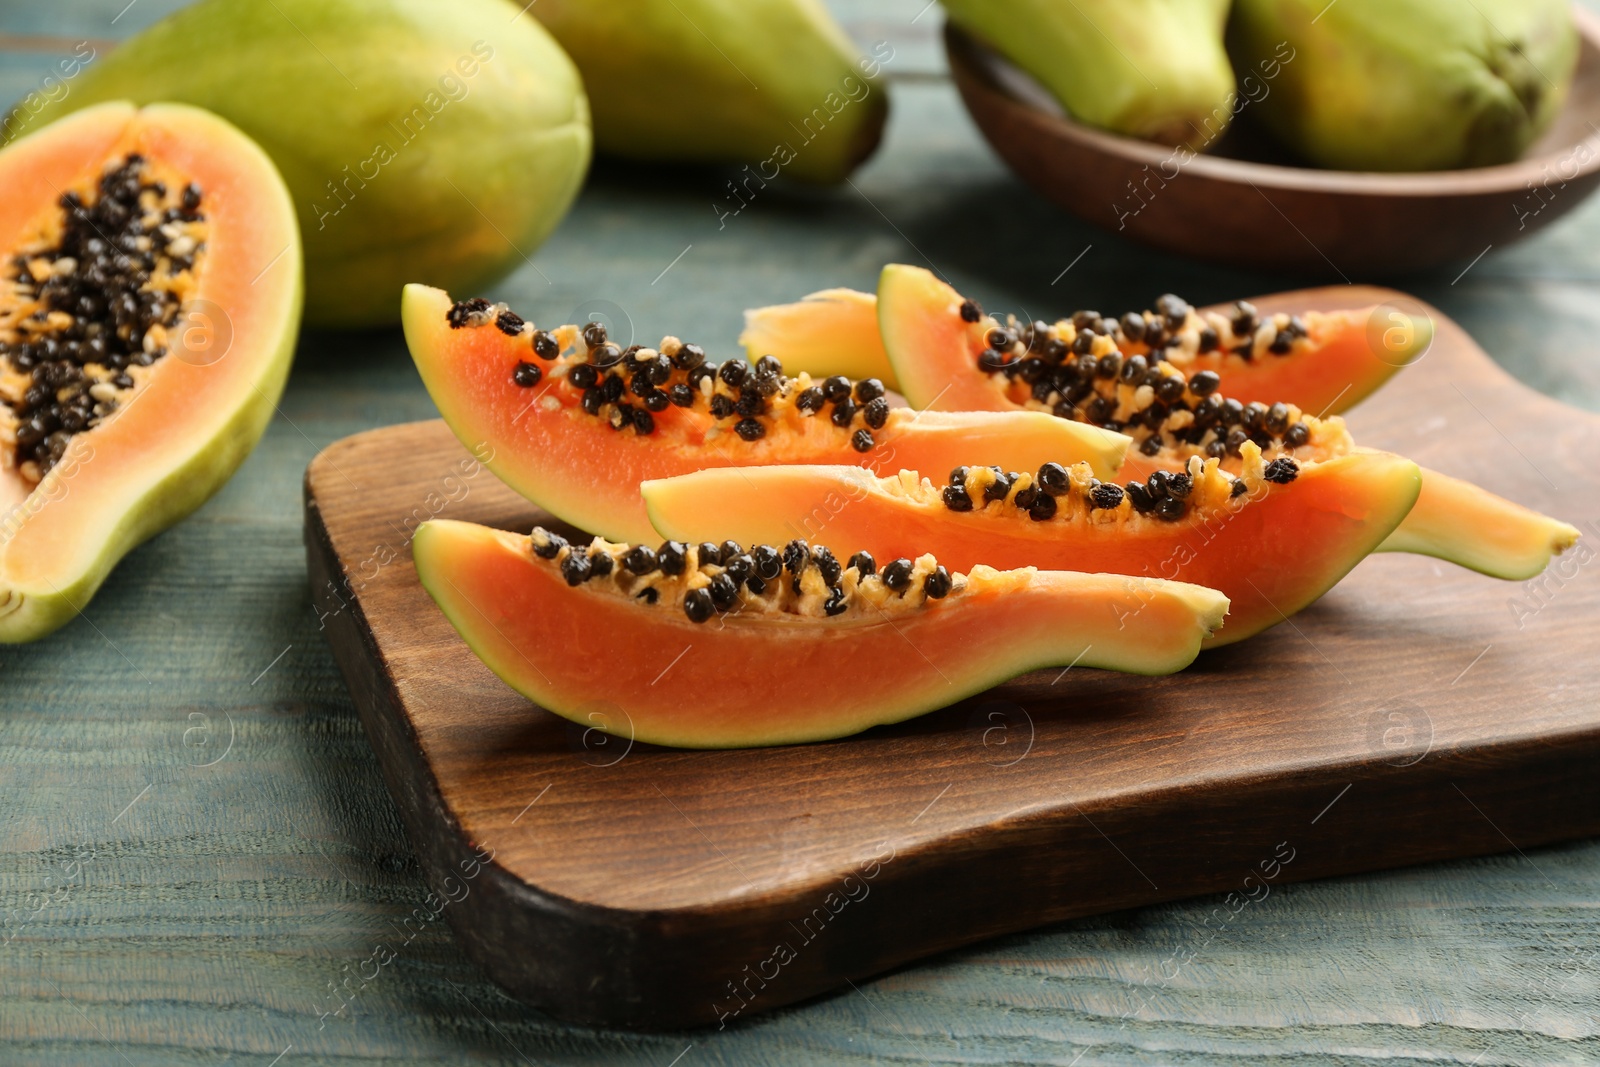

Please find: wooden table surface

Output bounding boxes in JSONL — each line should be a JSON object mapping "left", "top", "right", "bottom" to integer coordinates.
{"left": 3, "top": 2, "right": 1598, "bottom": 1064}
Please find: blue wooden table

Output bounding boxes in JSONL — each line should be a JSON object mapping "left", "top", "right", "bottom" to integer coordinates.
{"left": 3, "top": 2, "right": 1598, "bottom": 1063}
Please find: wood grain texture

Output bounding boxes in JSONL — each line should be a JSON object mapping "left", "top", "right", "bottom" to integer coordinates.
{"left": 945, "top": 12, "right": 1600, "bottom": 275}
{"left": 2, "top": 0, "right": 1599, "bottom": 1062}
{"left": 306, "top": 287, "right": 1600, "bottom": 1029}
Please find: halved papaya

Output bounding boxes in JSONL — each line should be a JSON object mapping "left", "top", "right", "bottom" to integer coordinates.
{"left": 0, "top": 102, "right": 300, "bottom": 642}
{"left": 412, "top": 518, "right": 1230, "bottom": 747}
{"left": 871, "top": 265, "right": 1577, "bottom": 582}
{"left": 643, "top": 447, "right": 1422, "bottom": 647}
{"left": 403, "top": 284, "right": 1129, "bottom": 543}
{"left": 740, "top": 287, "right": 897, "bottom": 390}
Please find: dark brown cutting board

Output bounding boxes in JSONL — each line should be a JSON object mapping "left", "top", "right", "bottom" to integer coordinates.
{"left": 305, "top": 286, "right": 1600, "bottom": 1031}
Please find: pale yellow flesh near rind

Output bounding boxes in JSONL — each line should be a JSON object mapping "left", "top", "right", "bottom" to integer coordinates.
{"left": 740, "top": 288, "right": 898, "bottom": 390}
{"left": 0, "top": 103, "right": 302, "bottom": 642}
{"left": 1379, "top": 468, "right": 1580, "bottom": 580}
{"left": 414, "top": 518, "right": 1228, "bottom": 749}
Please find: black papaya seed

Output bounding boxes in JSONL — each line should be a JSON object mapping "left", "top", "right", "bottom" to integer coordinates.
{"left": 683, "top": 588, "right": 715, "bottom": 623}
{"left": 753, "top": 545, "right": 782, "bottom": 580}
{"left": 708, "top": 573, "right": 739, "bottom": 611}
{"left": 531, "top": 530, "right": 566, "bottom": 559}
{"left": 561, "top": 553, "right": 592, "bottom": 586}
{"left": 812, "top": 546, "right": 842, "bottom": 586}
{"left": 1091, "top": 482, "right": 1124, "bottom": 509}
{"left": 782, "top": 540, "right": 809, "bottom": 575}
{"left": 1264, "top": 457, "right": 1300, "bottom": 484}
{"left": 672, "top": 342, "right": 705, "bottom": 371}
{"left": 882, "top": 558, "right": 914, "bottom": 594}
{"left": 657, "top": 541, "right": 688, "bottom": 575}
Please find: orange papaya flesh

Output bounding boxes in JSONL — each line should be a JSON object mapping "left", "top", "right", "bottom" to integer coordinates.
{"left": 412, "top": 518, "right": 1230, "bottom": 748}
{"left": 402, "top": 284, "right": 1130, "bottom": 544}
{"left": 0, "top": 102, "right": 300, "bottom": 642}
{"left": 644, "top": 446, "right": 1423, "bottom": 648}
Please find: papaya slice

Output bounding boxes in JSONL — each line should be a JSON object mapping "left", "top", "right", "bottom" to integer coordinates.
{"left": 0, "top": 102, "right": 300, "bottom": 642}
{"left": 402, "top": 284, "right": 1130, "bottom": 543}
{"left": 877, "top": 264, "right": 1427, "bottom": 417}
{"left": 741, "top": 266, "right": 1426, "bottom": 415}
{"left": 412, "top": 518, "right": 1230, "bottom": 748}
{"left": 871, "top": 265, "right": 1577, "bottom": 582}
{"left": 643, "top": 447, "right": 1423, "bottom": 648}
{"left": 740, "top": 287, "right": 897, "bottom": 390}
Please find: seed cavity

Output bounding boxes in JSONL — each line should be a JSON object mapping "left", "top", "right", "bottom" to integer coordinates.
{"left": 0, "top": 155, "right": 208, "bottom": 482}
{"left": 929, "top": 441, "right": 1295, "bottom": 526}
{"left": 955, "top": 294, "right": 1335, "bottom": 467}
{"left": 448, "top": 303, "right": 906, "bottom": 450}
{"left": 528, "top": 528, "right": 965, "bottom": 623}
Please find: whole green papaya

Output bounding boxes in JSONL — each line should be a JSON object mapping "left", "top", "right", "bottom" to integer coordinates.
{"left": 10, "top": 0, "right": 592, "bottom": 327}
{"left": 1228, "top": 0, "right": 1578, "bottom": 171}
{"left": 529, "top": 0, "right": 890, "bottom": 184}
{"left": 940, "top": 0, "right": 1237, "bottom": 150}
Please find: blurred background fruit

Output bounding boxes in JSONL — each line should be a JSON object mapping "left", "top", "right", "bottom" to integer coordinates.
{"left": 1228, "top": 0, "right": 1578, "bottom": 171}
{"left": 11, "top": 0, "right": 592, "bottom": 327}
{"left": 940, "top": 0, "right": 1236, "bottom": 150}
{"left": 529, "top": 0, "right": 889, "bottom": 184}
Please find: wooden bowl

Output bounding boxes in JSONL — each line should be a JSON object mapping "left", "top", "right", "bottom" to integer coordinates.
{"left": 945, "top": 9, "right": 1600, "bottom": 276}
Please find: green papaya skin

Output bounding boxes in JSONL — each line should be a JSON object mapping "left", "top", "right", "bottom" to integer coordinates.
{"left": 1228, "top": 0, "right": 1578, "bottom": 171}
{"left": 530, "top": 0, "right": 888, "bottom": 184}
{"left": 10, "top": 0, "right": 591, "bottom": 328}
{"left": 941, "top": 0, "right": 1236, "bottom": 150}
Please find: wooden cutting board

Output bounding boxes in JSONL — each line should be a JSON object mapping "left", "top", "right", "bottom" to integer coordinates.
{"left": 305, "top": 286, "right": 1600, "bottom": 1031}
